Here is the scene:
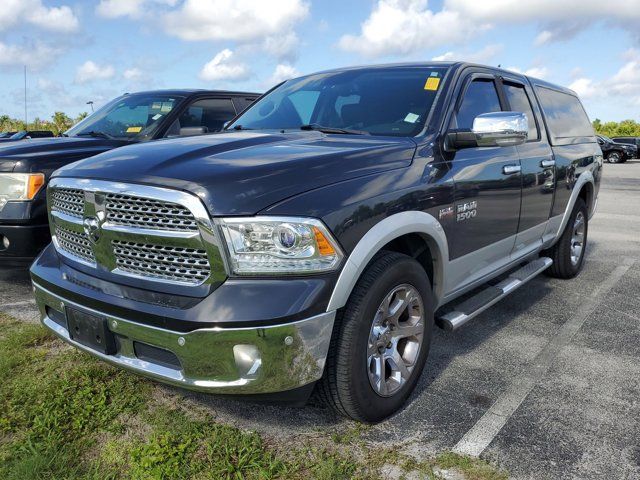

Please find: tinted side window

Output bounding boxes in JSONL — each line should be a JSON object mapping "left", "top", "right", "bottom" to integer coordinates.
{"left": 179, "top": 98, "right": 236, "bottom": 132}
{"left": 454, "top": 79, "right": 502, "bottom": 129}
{"left": 504, "top": 83, "right": 539, "bottom": 141}
{"left": 535, "top": 86, "right": 593, "bottom": 142}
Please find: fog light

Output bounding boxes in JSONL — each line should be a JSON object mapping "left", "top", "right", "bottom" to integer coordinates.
{"left": 233, "top": 344, "right": 261, "bottom": 377}
{"left": 1, "top": 235, "right": 9, "bottom": 251}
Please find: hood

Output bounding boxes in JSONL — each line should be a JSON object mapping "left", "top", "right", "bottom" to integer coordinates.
{"left": 54, "top": 131, "right": 417, "bottom": 215}
{"left": 0, "top": 136, "right": 127, "bottom": 174}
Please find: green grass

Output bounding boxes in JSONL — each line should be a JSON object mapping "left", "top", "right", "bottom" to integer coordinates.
{"left": 0, "top": 314, "right": 507, "bottom": 479}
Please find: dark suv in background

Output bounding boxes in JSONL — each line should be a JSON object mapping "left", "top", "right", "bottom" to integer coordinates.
{"left": 612, "top": 136, "right": 640, "bottom": 158}
{"left": 0, "top": 89, "right": 258, "bottom": 262}
{"left": 596, "top": 135, "right": 635, "bottom": 163}
{"left": 0, "top": 130, "right": 55, "bottom": 142}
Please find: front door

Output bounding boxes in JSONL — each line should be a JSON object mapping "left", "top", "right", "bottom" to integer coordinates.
{"left": 443, "top": 73, "right": 523, "bottom": 292}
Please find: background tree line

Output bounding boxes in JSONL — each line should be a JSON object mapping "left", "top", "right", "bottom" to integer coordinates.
{"left": 2, "top": 111, "right": 640, "bottom": 138}
{"left": 591, "top": 119, "right": 640, "bottom": 137}
{"left": 0, "top": 112, "right": 88, "bottom": 136}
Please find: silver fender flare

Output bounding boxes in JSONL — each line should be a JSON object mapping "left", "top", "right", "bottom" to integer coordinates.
{"left": 546, "top": 170, "right": 595, "bottom": 246}
{"left": 326, "top": 211, "right": 449, "bottom": 312}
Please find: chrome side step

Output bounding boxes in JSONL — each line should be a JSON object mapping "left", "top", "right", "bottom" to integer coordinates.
{"left": 436, "top": 257, "right": 553, "bottom": 331}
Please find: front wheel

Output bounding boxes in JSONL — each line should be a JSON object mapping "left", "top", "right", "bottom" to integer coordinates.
{"left": 544, "top": 197, "right": 588, "bottom": 278}
{"left": 317, "top": 251, "right": 433, "bottom": 422}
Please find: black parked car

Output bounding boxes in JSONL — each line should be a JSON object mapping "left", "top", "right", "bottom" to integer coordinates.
{"left": 597, "top": 134, "right": 634, "bottom": 163}
{"left": 0, "top": 89, "right": 258, "bottom": 262}
{"left": 31, "top": 62, "right": 601, "bottom": 422}
{"left": 612, "top": 136, "right": 640, "bottom": 158}
{"left": 0, "top": 130, "right": 55, "bottom": 142}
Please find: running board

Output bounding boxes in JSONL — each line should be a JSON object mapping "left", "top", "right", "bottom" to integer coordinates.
{"left": 436, "top": 257, "right": 553, "bottom": 331}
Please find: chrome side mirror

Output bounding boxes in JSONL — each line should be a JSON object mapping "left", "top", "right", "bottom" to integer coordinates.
{"left": 446, "top": 111, "right": 528, "bottom": 150}
{"left": 472, "top": 112, "right": 528, "bottom": 147}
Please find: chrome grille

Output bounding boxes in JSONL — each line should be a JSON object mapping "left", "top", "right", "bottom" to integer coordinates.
{"left": 51, "top": 188, "right": 84, "bottom": 218}
{"left": 105, "top": 193, "right": 199, "bottom": 232}
{"left": 54, "top": 225, "right": 95, "bottom": 264}
{"left": 47, "top": 179, "right": 225, "bottom": 287}
{"left": 112, "top": 240, "right": 210, "bottom": 284}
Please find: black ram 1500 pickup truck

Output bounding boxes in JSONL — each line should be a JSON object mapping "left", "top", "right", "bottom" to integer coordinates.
{"left": 0, "top": 89, "right": 258, "bottom": 262}
{"left": 30, "top": 62, "right": 601, "bottom": 422}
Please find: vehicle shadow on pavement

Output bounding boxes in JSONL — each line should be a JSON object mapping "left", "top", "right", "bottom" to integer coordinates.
{"left": 176, "top": 274, "right": 556, "bottom": 441}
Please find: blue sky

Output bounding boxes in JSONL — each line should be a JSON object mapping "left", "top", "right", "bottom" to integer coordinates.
{"left": 2, "top": 0, "right": 640, "bottom": 123}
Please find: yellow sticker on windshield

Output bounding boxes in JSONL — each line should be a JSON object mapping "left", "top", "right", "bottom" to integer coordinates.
{"left": 424, "top": 77, "right": 440, "bottom": 91}
{"left": 126, "top": 126, "right": 142, "bottom": 133}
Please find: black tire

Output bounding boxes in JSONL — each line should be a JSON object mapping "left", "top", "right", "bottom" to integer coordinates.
{"left": 607, "top": 151, "right": 622, "bottom": 163}
{"left": 317, "top": 251, "right": 434, "bottom": 423}
{"left": 543, "top": 197, "right": 588, "bottom": 279}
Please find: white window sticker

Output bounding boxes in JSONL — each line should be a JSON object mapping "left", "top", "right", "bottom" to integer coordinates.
{"left": 152, "top": 114, "right": 162, "bottom": 120}
{"left": 404, "top": 113, "right": 420, "bottom": 123}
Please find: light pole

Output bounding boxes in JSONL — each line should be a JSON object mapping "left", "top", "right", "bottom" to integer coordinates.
{"left": 86, "top": 101, "right": 94, "bottom": 112}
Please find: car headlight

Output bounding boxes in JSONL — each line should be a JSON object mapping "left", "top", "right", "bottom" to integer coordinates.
{"left": 219, "top": 216, "right": 343, "bottom": 275}
{"left": 0, "top": 173, "right": 45, "bottom": 211}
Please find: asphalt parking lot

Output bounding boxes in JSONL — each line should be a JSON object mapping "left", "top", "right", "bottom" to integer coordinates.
{"left": 1, "top": 160, "right": 639, "bottom": 479}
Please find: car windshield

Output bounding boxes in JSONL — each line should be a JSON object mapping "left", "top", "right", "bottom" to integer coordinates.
{"left": 66, "top": 93, "right": 184, "bottom": 140}
{"left": 228, "top": 66, "right": 448, "bottom": 137}
{"left": 9, "top": 131, "right": 27, "bottom": 140}
{"left": 600, "top": 135, "right": 613, "bottom": 143}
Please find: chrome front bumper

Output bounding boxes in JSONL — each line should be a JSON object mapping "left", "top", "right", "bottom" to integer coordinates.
{"left": 33, "top": 282, "right": 336, "bottom": 394}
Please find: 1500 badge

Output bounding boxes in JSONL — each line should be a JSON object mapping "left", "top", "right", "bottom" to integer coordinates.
{"left": 456, "top": 201, "right": 477, "bottom": 222}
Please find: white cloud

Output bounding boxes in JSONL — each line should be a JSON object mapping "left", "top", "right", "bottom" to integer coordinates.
{"left": 96, "top": 0, "right": 177, "bottom": 19}
{"left": 505, "top": 66, "right": 549, "bottom": 79}
{"left": 446, "top": 0, "right": 640, "bottom": 44}
{"left": 338, "top": 0, "right": 488, "bottom": 58}
{"left": 0, "top": 0, "right": 78, "bottom": 33}
{"left": 75, "top": 61, "right": 116, "bottom": 84}
{"left": 164, "top": 0, "right": 309, "bottom": 42}
{"left": 431, "top": 44, "right": 503, "bottom": 64}
{"left": 0, "top": 41, "right": 63, "bottom": 71}
{"left": 268, "top": 63, "right": 301, "bottom": 85}
{"left": 556, "top": 50, "right": 640, "bottom": 105}
{"left": 123, "top": 68, "right": 144, "bottom": 81}
{"left": 199, "top": 49, "right": 250, "bottom": 82}
{"left": 569, "top": 78, "right": 599, "bottom": 99}
{"left": 263, "top": 32, "right": 300, "bottom": 63}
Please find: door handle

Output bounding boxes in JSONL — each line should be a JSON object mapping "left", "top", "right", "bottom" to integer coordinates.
{"left": 541, "top": 159, "right": 556, "bottom": 168}
{"left": 502, "top": 165, "right": 521, "bottom": 175}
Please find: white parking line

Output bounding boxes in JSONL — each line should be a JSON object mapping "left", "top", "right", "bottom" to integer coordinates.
{"left": 453, "top": 259, "right": 635, "bottom": 457}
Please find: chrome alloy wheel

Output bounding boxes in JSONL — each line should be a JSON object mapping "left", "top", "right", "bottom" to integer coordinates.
{"left": 570, "top": 211, "right": 586, "bottom": 266}
{"left": 367, "top": 284, "right": 425, "bottom": 397}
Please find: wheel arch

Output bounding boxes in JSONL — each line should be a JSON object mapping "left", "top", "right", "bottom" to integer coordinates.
{"left": 326, "top": 211, "right": 449, "bottom": 312}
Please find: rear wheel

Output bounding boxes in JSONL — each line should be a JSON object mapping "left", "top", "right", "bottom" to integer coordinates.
{"left": 544, "top": 197, "right": 588, "bottom": 279}
{"left": 317, "top": 251, "right": 433, "bottom": 422}
{"left": 607, "top": 151, "right": 622, "bottom": 163}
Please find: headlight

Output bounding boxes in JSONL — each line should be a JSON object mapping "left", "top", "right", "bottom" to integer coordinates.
{"left": 219, "top": 216, "right": 343, "bottom": 275}
{"left": 0, "top": 173, "right": 45, "bottom": 211}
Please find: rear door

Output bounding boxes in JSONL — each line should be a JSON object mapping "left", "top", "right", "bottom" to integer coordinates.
{"left": 500, "top": 76, "right": 555, "bottom": 256}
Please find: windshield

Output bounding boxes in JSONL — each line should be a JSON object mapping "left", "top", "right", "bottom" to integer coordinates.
{"left": 600, "top": 135, "right": 613, "bottom": 143}
{"left": 229, "top": 66, "right": 448, "bottom": 137}
{"left": 66, "top": 94, "right": 184, "bottom": 140}
{"left": 9, "top": 131, "right": 27, "bottom": 140}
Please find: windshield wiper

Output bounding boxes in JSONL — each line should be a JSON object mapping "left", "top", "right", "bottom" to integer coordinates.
{"left": 76, "top": 131, "right": 115, "bottom": 140}
{"left": 231, "top": 125, "right": 254, "bottom": 131}
{"left": 300, "top": 124, "right": 369, "bottom": 135}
